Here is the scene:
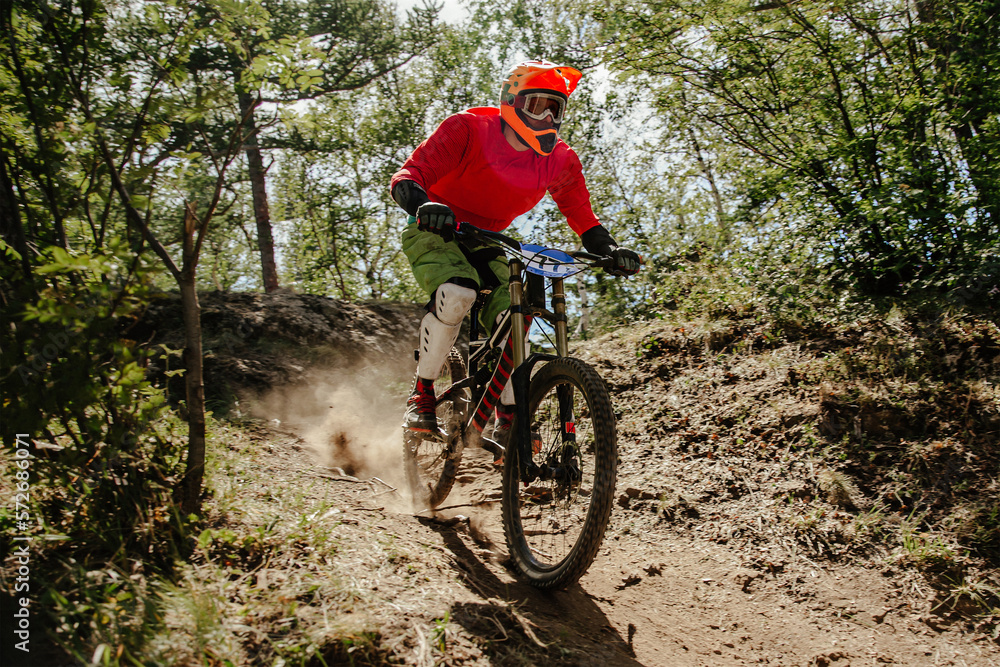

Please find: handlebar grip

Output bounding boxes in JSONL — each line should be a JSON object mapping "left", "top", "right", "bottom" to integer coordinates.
{"left": 593, "top": 255, "right": 644, "bottom": 273}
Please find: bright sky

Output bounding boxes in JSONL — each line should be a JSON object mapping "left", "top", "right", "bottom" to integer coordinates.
{"left": 395, "top": 0, "right": 469, "bottom": 24}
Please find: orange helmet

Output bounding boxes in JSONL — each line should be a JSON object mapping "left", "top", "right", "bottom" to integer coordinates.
{"left": 499, "top": 60, "right": 583, "bottom": 156}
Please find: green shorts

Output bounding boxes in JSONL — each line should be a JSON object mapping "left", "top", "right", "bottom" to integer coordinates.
{"left": 401, "top": 222, "right": 510, "bottom": 332}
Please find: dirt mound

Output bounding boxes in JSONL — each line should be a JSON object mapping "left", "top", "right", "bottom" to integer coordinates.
{"left": 579, "top": 314, "right": 1000, "bottom": 574}
{"left": 129, "top": 289, "right": 426, "bottom": 406}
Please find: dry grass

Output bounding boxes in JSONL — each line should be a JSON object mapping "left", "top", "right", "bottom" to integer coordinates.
{"left": 119, "top": 417, "right": 567, "bottom": 666}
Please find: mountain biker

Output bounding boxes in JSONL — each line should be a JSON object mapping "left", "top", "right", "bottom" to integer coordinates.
{"left": 389, "top": 59, "right": 641, "bottom": 438}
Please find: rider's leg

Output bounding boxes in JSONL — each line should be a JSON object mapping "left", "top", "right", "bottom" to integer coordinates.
{"left": 483, "top": 271, "right": 528, "bottom": 450}
{"left": 478, "top": 252, "right": 511, "bottom": 333}
{"left": 401, "top": 223, "right": 482, "bottom": 432}
{"left": 478, "top": 255, "right": 516, "bottom": 428}
{"left": 417, "top": 281, "right": 478, "bottom": 380}
{"left": 406, "top": 281, "right": 477, "bottom": 433}
{"left": 493, "top": 335, "right": 529, "bottom": 441}
{"left": 478, "top": 253, "right": 543, "bottom": 439}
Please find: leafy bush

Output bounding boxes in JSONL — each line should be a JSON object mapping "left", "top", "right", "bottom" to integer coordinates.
{"left": 1, "top": 240, "right": 186, "bottom": 563}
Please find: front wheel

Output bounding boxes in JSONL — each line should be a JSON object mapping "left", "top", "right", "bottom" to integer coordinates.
{"left": 501, "top": 357, "right": 617, "bottom": 589}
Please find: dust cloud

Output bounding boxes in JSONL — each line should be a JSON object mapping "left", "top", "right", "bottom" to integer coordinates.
{"left": 251, "top": 362, "right": 412, "bottom": 495}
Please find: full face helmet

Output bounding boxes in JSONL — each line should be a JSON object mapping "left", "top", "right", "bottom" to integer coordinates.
{"left": 499, "top": 60, "right": 583, "bottom": 156}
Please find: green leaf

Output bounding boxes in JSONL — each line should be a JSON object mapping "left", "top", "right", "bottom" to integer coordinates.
{"left": 197, "top": 529, "right": 214, "bottom": 550}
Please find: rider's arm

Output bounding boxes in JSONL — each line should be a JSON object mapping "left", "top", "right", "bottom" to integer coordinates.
{"left": 391, "top": 180, "right": 456, "bottom": 240}
{"left": 582, "top": 224, "right": 641, "bottom": 276}
{"left": 547, "top": 146, "right": 639, "bottom": 274}
{"left": 391, "top": 180, "right": 430, "bottom": 217}
{"left": 390, "top": 114, "right": 472, "bottom": 205}
{"left": 547, "top": 147, "right": 601, "bottom": 235}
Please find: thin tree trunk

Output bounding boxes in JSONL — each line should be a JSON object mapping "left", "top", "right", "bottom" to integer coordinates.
{"left": 179, "top": 205, "right": 207, "bottom": 515}
{"left": 687, "top": 128, "right": 729, "bottom": 248}
{"left": 238, "top": 91, "right": 280, "bottom": 293}
{"left": 0, "top": 146, "right": 33, "bottom": 279}
{"left": 575, "top": 278, "right": 591, "bottom": 340}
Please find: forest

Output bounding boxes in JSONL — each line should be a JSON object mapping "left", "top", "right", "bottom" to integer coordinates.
{"left": 1, "top": 0, "right": 998, "bottom": 664}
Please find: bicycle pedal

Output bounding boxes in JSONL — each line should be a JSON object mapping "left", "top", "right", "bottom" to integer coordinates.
{"left": 403, "top": 424, "right": 447, "bottom": 441}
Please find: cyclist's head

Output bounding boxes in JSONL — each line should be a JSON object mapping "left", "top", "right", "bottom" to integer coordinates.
{"left": 499, "top": 60, "right": 582, "bottom": 156}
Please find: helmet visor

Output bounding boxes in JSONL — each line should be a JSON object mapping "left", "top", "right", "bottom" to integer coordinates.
{"left": 515, "top": 92, "right": 567, "bottom": 123}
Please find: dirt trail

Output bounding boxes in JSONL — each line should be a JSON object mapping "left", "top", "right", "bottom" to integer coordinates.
{"left": 252, "top": 420, "right": 996, "bottom": 666}
{"left": 234, "top": 377, "right": 992, "bottom": 667}
{"left": 141, "top": 291, "right": 998, "bottom": 665}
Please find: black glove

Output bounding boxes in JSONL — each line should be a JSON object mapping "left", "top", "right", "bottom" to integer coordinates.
{"left": 607, "top": 246, "right": 641, "bottom": 276}
{"left": 416, "top": 202, "right": 456, "bottom": 242}
{"left": 581, "top": 225, "right": 641, "bottom": 277}
{"left": 391, "top": 180, "right": 430, "bottom": 216}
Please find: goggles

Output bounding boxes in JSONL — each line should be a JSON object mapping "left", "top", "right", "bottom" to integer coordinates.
{"left": 513, "top": 92, "right": 567, "bottom": 123}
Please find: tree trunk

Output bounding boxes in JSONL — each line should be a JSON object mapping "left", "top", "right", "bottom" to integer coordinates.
{"left": 687, "top": 128, "right": 729, "bottom": 248}
{"left": 238, "top": 91, "right": 280, "bottom": 293}
{"left": 178, "top": 206, "right": 207, "bottom": 515}
{"left": 574, "top": 278, "right": 591, "bottom": 340}
{"left": 0, "top": 146, "right": 33, "bottom": 279}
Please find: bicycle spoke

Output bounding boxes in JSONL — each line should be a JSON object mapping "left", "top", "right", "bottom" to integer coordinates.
{"left": 502, "top": 358, "right": 617, "bottom": 587}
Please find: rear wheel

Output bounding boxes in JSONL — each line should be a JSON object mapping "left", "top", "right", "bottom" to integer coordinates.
{"left": 501, "top": 357, "right": 617, "bottom": 588}
{"left": 403, "top": 348, "right": 468, "bottom": 509}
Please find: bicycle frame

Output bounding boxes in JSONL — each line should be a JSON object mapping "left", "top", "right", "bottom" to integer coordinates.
{"left": 440, "top": 226, "right": 602, "bottom": 484}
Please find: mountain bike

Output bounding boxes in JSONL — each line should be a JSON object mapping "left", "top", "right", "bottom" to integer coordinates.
{"left": 402, "top": 224, "right": 633, "bottom": 589}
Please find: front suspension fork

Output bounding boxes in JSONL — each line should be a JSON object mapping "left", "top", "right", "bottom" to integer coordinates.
{"left": 510, "top": 266, "right": 575, "bottom": 483}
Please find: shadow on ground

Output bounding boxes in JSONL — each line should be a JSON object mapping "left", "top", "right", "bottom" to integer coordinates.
{"left": 422, "top": 518, "right": 645, "bottom": 666}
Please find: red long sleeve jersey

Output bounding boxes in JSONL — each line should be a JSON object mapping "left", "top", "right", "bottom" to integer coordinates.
{"left": 390, "top": 107, "right": 601, "bottom": 235}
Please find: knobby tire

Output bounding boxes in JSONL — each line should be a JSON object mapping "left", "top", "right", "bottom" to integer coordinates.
{"left": 501, "top": 357, "right": 617, "bottom": 589}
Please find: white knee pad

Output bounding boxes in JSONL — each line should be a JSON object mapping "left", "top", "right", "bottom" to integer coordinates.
{"left": 415, "top": 283, "right": 476, "bottom": 380}
{"left": 434, "top": 282, "right": 476, "bottom": 326}
{"left": 417, "top": 312, "right": 460, "bottom": 380}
